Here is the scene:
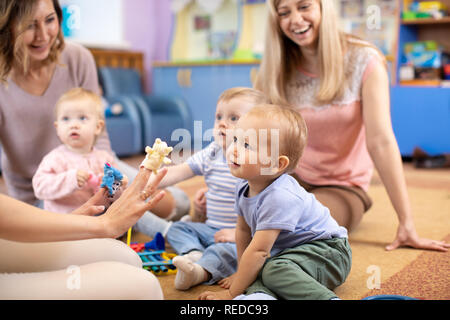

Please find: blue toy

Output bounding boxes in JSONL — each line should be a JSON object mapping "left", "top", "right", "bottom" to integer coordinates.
{"left": 100, "top": 163, "right": 123, "bottom": 196}
{"left": 145, "top": 232, "right": 166, "bottom": 251}
{"left": 363, "top": 295, "right": 418, "bottom": 300}
{"left": 130, "top": 232, "right": 177, "bottom": 275}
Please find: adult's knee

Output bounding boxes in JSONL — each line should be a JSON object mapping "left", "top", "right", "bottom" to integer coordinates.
{"left": 84, "top": 262, "right": 163, "bottom": 300}
{"left": 91, "top": 239, "right": 142, "bottom": 268}
{"left": 116, "top": 264, "right": 164, "bottom": 300}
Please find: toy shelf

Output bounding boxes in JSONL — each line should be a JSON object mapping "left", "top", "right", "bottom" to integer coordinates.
{"left": 398, "top": 79, "right": 442, "bottom": 86}
{"left": 391, "top": 1, "right": 450, "bottom": 155}
{"left": 402, "top": 16, "right": 450, "bottom": 24}
{"left": 397, "top": 1, "right": 450, "bottom": 87}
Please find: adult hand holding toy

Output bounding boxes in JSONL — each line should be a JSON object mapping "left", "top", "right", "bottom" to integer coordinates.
{"left": 0, "top": 167, "right": 167, "bottom": 242}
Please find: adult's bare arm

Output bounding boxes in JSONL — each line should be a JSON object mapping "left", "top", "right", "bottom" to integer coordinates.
{"left": 0, "top": 167, "right": 167, "bottom": 242}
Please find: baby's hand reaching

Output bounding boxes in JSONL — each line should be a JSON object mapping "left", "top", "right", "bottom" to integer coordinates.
{"left": 76, "top": 170, "right": 90, "bottom": 187}
{"left": 198, "top": 290, "right": 233, "bottom": 300}
{"left": 218, "top": 273, "right": 236, "bottom": 289}
{"left": 193, "top": 187, "right": 207, "bottom": 222}
{"left": 214, "top": 228, "right": 236, "bottom": 243}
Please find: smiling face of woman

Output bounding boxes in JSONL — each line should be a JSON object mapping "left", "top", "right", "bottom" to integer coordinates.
{"left": 276, "top": 0, "right": 322, "bottom": 50}
{"left": 15, "top": 0, "right": 60, "bottom": 65}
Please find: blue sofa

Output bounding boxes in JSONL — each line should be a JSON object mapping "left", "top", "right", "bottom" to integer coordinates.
{"left": 103, "top": 95, "right": 143, "bottom": 157}
{"left": 98, "top": 67, "right": 192, "bottom": 148}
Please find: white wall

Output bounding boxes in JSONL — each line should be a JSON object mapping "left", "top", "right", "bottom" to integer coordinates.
{"left": 60, "top": 0, "right": 128, "bottom": 49}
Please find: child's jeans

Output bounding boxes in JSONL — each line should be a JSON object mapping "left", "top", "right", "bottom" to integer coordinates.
{"left": 166, "top": 222, "right": 238, "bottom": 284}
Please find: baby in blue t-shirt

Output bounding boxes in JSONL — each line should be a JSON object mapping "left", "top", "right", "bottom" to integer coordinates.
{"left": 154, "top": 87, "right": 270, "bottom": 291}
{"left": 199, "top": 104, "right": 352, "bottom": 300}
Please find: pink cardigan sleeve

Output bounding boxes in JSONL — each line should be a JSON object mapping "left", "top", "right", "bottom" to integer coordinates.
{"left": 32, "top": 151, "right": 80, "bottom": 201}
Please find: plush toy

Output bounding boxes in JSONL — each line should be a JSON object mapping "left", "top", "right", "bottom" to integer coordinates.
{"left": 104, "top": 102, "right": 123, "bottom": 117}
{"left": 142, "top": 138, "right": 173, "bottom": 174}
{"left": 100, "top": 163, "right": 123, "bottom": 196}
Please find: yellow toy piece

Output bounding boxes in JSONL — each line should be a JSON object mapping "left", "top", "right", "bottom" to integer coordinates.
{"left": 150, "top": 252, "right": 178, "bottom": 276}
{"left": 142, "top": 138, "right": 173, "bottom": 174}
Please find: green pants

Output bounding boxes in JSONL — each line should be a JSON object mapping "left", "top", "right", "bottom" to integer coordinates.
{"left": 245, "top": 237, "right": 352, "bottom": 300}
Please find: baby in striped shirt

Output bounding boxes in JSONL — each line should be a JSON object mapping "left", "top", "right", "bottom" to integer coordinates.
{"left": 157, "top": 87, "right": 269, "bottom": 290}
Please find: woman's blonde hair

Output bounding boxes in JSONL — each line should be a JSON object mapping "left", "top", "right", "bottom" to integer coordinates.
{"left": 0, "top": 0, "right": 65, "bottom": 82}
{"left": 255, "top": 0, "right": 385, "bottom": 106}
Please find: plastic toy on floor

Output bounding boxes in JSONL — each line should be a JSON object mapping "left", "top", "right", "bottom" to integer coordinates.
{"left": 142, "top": 138, "right": 173, "bottom": 174}
{"left": 363, "top": 294, "right": 418, "bottom": 300}
{"left": 130, "top": 232, "right": 177, "bottom": 276}
{"left": 412, "top": 147, "right": 450, "bottom": 169}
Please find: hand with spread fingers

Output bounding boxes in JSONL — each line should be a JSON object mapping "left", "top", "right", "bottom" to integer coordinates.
{"left": 0, "top": 167, "right": 168, "bottom": 243}
{"left": 386, "top": 223, "right": 450, "bottom": 252}
{"left": 98, "top": 167, "right": 168, "bottom": 239}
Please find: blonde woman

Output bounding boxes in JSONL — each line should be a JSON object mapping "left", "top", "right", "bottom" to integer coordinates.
{"left": 255, "top": 0, "right": 448, "bottom": 252}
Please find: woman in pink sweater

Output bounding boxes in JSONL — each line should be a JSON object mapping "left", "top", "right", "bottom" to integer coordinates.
{"left": 0, "top": 0, "right": 189, "bottom": 233}
{"left": 0, "top": 0, "right": 186, "bottom": 299}
{"left": 255, "top": 0, "right": 448, "bottom": 252}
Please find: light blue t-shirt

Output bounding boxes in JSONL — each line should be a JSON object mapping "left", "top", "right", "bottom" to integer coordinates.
{"left": 187, "top": 142, "right": 242, "bottom": 229}
{"left": 235, "top": 174, "right": 348, "bottom": 256}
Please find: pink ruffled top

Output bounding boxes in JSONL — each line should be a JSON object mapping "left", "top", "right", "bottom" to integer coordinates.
{"left": 287, "top": 40, "right": 382, "bottom": 191}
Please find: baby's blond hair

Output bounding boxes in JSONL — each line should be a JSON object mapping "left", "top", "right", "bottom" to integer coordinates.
{"left": 218, "top": 87, "right": 270, "bottom": 105}
{"left": 55, "top": 88, "right": 104, "bottom": 121}
{"left": 246, "top": 104, "right": 308, "bottom": 173}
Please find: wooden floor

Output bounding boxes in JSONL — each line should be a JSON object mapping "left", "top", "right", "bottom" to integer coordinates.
{"left": 1, "top": 154, "right": 449, "bottom": 300}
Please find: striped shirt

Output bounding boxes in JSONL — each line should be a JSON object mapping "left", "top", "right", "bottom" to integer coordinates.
{"left": 187, "top": 142, "right": 241, "bottom": 229}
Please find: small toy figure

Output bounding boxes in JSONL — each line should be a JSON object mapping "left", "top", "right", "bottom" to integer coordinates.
{"left": 86, "top": 172, "right": 101, "bottom": 191}
{"left": 100, "top": 163, "right": 123, "bottom": 197}
{"left": 142, "top": 138, "right": 173, "bottom": 174}
{"left": 104, "top": 101, "right": 123, "bottom": 117}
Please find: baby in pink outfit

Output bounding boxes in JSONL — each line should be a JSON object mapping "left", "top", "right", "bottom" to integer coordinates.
{"left": 33, "top": 88, "right": 118, "bottom": 213}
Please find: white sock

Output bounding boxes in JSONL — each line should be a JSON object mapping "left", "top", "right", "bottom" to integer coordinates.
{"left": 184, "top": 250, "right": 203, "bottom": 262}
{"left": 172, "top": 256, "right": 208, "bottom": 290}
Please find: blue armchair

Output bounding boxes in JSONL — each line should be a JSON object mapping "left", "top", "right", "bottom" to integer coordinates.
{"left": 103, "top": 95, "right": 143, "bottom": 157}
{"left": 98, "top": 67, "right": 192, "bottom": 148}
